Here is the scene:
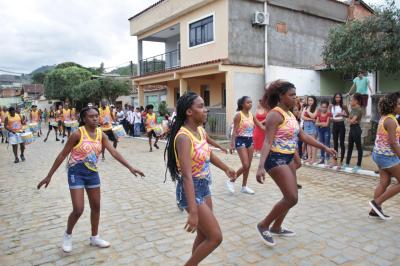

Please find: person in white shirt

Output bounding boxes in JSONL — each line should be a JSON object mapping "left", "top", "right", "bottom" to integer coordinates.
{"left": 133, "top": 107, "right": 142, "bottom": 137}
{"left": 116, "top": 107, "right": 125, "bottom": 125}
{"left": 126, "top": 106, "right": 134, "bottom": 136}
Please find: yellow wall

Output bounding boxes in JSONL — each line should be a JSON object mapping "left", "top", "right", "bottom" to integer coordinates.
{"left": 136, "top": 0, "right": 228, "bottom": 67}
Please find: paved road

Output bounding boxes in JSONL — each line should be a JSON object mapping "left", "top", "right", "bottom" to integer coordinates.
{"left": 0, "top": 137, "right": 399, "bottom": 265}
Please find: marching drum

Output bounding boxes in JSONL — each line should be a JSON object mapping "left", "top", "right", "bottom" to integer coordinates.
{"left": 50, "top": 121, "right": 58, "bottom": 127}
{"left": 21, "top": 132, "right": 35, "bottom": 145}
{"left": 29, "top": 122, "right": 38, "bottom": 132}
{"left": 153, "top": 124, "right": 164, "bottom": 137}
{"left": 64, "top": 120, "right": 73, "bottom": 127}
{"left": 112, "top": 125, "right": 126, "bottom": 139}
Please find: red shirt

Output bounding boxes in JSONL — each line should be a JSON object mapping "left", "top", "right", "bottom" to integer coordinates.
{"left": 316, "top": 112, "right": 331, "bottom": 123}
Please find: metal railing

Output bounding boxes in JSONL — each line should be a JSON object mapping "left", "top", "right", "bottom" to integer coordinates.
{"left": 139, "top": 49, "right": 180, "bottom": 75}
{"left": 205, "top": 112, "right": 226, "bottom": 136}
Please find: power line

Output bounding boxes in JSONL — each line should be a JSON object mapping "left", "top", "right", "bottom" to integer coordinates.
{"left": 0, "top": 68, "right": 27, "bottom": 75}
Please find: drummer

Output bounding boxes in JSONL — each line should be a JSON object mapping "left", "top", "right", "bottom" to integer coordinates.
{"left": 0, "top": 106, "right": 7, "bottom": 143}
{"left": 62, "top": 102, "right": 73, "bottom": 144}
{"left": 44, "top": 106, "right": 60, "bottom": 142}
{"left": 30, "top": 105, "right": 41, "bottom": 137}
{"left": 4, "top": 107, "right": 26, "bottom": 163}
{"left": 56, "top": 105, "right": 63, "bottom": 137}
{"left": 99, "top": 100, "right": 117, "bottom": 160}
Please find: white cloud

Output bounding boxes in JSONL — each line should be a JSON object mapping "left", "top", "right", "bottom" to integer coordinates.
{"left": 0, "top": 0, "right": 163, "bottom": 73}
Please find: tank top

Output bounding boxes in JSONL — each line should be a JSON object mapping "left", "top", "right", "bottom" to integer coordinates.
{"left": 68, "top": 127, "right": 103, "bottom": 171}
{"left": 63, "top": 108, "right": 71, "bottom": 122}
{"left": 174, "top": 126, "right": 211, "bottom": 180}
{"left": 7, "top": 113, "right": 22, "bottom": 132}
{"left": 146, "top": 113, "right": 156, "bottom": 132}
{"left": 373, "top": 115, "right": 400, "bottom": 156}
{"left": 99, "top": 106, "right": 112, "bottom": 131}
{"left": 331, "top": 105, "right": 345, "bottom": 122}
{"left": 270, "top": 107, "right": 300, "bottom": 154}
{"left": 71, "top": 108, "right": 77, "bottom": 120}
{"left": 236, "top": 111, "right": 254, "bottom": 137}
{"left": 31, "top": 110, "right": 40, "bottom": 122}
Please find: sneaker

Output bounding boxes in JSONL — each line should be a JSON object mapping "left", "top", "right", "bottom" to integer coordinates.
{"left": 318, "top": 159, "right": 325, "bottom": 165}
{"left": 255, "top": 224, "right": 275, "bottom": 247}
{"left": 56, "top": 138, "right": 60, "bottom": 141}
{"left": 270, "top": 227, "right": 296, "bottom": 237}
{"left": 342, "top": 163, "right": 349, "bottom": 169}
{"left": 61, "top": 138, "right": 65, "bottom": 144}
{"left": 352, "top": 166, "right": 360, "bottom": 173}
{"left": 240, "top": 186, "right": 255, "bottom": 195}
{"left": 368, "top": 210, "right": 392, "bottom": 220}
{"left": 43, "top": 138, "right": 47, "bottom": 142}
{"left": 369, "top": 200, "right": 388, "bottom": 220}
{"left": 20, "top": 155, "right": 25, "bottom": 161}
{"left": 225, "top": 180, "right": 235, "bottom": 194}
{"left": 62, "top": 232, "right": 72, "bottom": 253}
{"left": 89, "top": 235, "right": 110, "bottom": 248}
{"left": 14, "top": 158, "right": 19, "bottom": 164}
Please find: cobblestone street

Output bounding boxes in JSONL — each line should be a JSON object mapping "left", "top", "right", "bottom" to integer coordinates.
{"left": 1, "top": 137, "right": 399, "bottom": 265}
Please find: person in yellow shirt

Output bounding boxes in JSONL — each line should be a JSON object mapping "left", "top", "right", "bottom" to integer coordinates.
{"left": 56, "top": 105, "right": 63, "bottom": 137}
{"left": 30, "top": 105, "right": 41, "bottom": 137}
{"left": 4, "top": 107, "right": 25, "bottom": 163}
{"left": 99, "top": 100, "right": 117, "bottom": 160}
{"left": 62, "top": 102, "right": 73, "bottom": 144}
{"left": 145, "top": 104, "right": 159, "bottom": 152}
{"left": 0, "top": 106, "right": 8, "bottom": 143}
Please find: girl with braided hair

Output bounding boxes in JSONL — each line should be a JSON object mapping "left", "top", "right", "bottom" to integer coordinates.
{"left": 165, "top": 92, "right": 235, "bottom": 265}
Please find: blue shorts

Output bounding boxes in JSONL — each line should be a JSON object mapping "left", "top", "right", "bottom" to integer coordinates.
{"left": 303, "top": 121, "right": 317, "bottom": 135}
{"left": 372, "top": 152, "right": 400, "bottom": 169}
{"left": 264, "top": 152, "right": 294, "bottom": 172}
{"left": 67, "top": 163, "right": 100, "bottom": 189}
{"left": 176, "top": 178, "right": 211, "bottom": 209}
{"left": 235, "top": 136, "right": 253, "bottom": 149}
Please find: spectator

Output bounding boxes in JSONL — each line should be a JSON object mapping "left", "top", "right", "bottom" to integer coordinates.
{"left": 330, "top": 93, "right": 349, "bottom": 168}
{"left": 133, "top": 107, "right": 142, "bottom": 137}
{"left": 348, "top": 70, "right": 373, "bottom": 111}
{"left": 344, "top": 93, "right": 364, "bottom": 173}
{"left": 116, "top": 106, "right": 125, "bottom": 125}
{"left": 316, "top": 101, "right": 332, "bottom": 165}
{"left": 301, "top": 96, "right": 318, "bottom": 164}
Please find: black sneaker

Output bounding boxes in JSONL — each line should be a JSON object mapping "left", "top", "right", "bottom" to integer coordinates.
{"left": 270, "top": 227, "right": 296, "bottom": 237}
{"left": 14, "top": 158, "right": 19, "bottom": 163}
{"left": 56, "top": 138, "right": 60, "bottom": 141}
{"left": 20, "top": 155, "right": 25, "bottom": 161}
{"left": 369, "top": 200, "right": 389, "bottom": 220}
{"left": 368, "top": 209, "right": 391, "bottom": 220}
{"left": 44, "top": 138, "right": 47, "bottom": 142}
{"left": 318, "top": 159, "right": 325, "bottom": 164}
{"left": 61, "top": 139, "right": 65, "bottom": 144}
{"left": 255, "top": 224, "right": 275, "bottom": 247}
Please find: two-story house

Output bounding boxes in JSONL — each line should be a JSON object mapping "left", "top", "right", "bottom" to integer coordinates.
{"left": 129, "top": 0, "right": 374, "bottom": 132}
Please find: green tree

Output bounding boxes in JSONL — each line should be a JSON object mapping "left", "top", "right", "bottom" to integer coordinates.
{"left": 31, "top": 72, "right": 47, "bottom": 84}
{"left": 99, "top": 78, "right": 132, "bottom": 102}
{"left": 55, "top": 62, "right": 84, "bottom": 69}
{"left": 323, "top": 1, "right": 400, "bottom": 73}
{"left": 44, "top": 66, "right": 92, "bottom": 101}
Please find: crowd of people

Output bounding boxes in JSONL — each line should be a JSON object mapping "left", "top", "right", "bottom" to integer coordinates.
{"left": 1, "top": 75, "right": 399, "bottom": 266}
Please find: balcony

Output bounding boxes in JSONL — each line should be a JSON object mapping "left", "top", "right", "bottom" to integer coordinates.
{"left": 139, "top": 49, "right": 180, "bottom": 75}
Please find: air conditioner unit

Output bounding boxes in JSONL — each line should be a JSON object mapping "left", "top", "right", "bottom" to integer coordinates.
{"left": 253, "top": 11, "right": 269, "bottom": 26}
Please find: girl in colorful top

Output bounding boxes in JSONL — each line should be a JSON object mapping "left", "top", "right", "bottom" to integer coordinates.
{"left": 255, "top": 80, "right": 336, "bottom": 246}
{"left": 226, "top": 96, "right": 264, "bottom": 195}
{"left": 145, "top": 104, "right": 160, "bottom": 152}
{"left": 369, "top": 92, "right": 400, "bottom": 220}
{"left": 301, "top": 96, "right": 318, "bottom": 164}
{"left": 44, "top": 107, "right": 60, "bottom": 142}
{"left": 37, "top": 107, "right": 144, "bottom": 253}
{"left": 165, "top": 92, "right": 235, "bottom": 265}
{"left": 344, "top": 93, "right": 364, "bottom": 173}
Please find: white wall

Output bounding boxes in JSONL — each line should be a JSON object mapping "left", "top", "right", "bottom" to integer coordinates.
{"left": 233, "top": 72, "right": 265, "bottom": 113}
{"left": 267, "top": 65, "right": 321, "bottom": 96}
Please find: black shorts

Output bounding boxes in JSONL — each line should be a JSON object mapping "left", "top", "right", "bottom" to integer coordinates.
{"left": 58, "top": 121, "right": 62, "bottom": 127}
{"left": 48, "top": 124, "right": 57, "bottom": 130}
{"left": 104, "top": 130, "right": 116, "bottom": 142}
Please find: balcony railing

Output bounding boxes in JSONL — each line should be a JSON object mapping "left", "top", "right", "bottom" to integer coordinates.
{"left": 139, "top": 49, "right": 180, "bottom": 75}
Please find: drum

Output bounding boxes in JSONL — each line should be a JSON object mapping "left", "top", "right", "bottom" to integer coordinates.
{"left": 153, "top": 124, "right": 164, "bottom": 137}
{"left": 112, "top": 125, "right": 126, "bottom": 139}
{"left": 29, "top": 122, "right": 38, "bottom": 132}
{"left": 21, "top": 132, "right": 34, "bottom": 145}
{"left": 50, "top": 121, "right": 58, "bottom": 127}
{"left": 64, "top": 120, "right": 73, "bottom": 128}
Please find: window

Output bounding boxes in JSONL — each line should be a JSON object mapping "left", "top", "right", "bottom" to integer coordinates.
{"left": 189, "top": 15, "right": 214, "bottom": 47}
{"left": 201, "top": 85, "right": 210, "bottom": 107}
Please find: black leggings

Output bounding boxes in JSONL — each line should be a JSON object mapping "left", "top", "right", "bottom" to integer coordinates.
{"left": 332, "top": 121, "right": 346, "bottom": 162}
{"left": 346, "top": 124, "right": 363, "bottom": 166}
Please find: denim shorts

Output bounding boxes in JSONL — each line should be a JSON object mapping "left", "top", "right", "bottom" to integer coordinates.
{"left": 372, "top": 152, "right": 400, "bottom": 169}
{"left": 264, "top": 152, "right": 294, "bottom": 172}
{"left": 176, "top": 178, "right": 211, "bottom": 209}
{"left": 67, "top": 163, "right": 100, "bottom": 189}
{"left": 303, "top": 121, "right": 317, "bottom": 135}
{"left": 235, "top": 136, "right": 253, "bottom": 149}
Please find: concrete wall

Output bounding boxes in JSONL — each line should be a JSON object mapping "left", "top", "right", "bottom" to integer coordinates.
{"left": 268, "top": 65, "right": 320, "bottom": 96}
{"left": 232, "top": 72, "right": 265, "bottom": 113}
{"left": 165, "top": 35, "right": 180, "bottom": 53}
{"left": 379, "top": 72, "right": 400, "bottom": 93}
{"left": 227, "top": 0, "right": 344, "bottom": 68}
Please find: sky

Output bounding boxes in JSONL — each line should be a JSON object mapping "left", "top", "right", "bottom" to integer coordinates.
{"left": 0, "top": 0, "right": 398, "bottom": 74}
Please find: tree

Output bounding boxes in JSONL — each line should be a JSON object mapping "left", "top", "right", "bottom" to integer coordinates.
{"left": 99, "top": 78, "right": 132, "bottom": 102}
{"left": 31, "top": 72, "right": 47, "bottom": 84}
{"left": 44, "top": 66, "right": 92, "bottom": 101}
{"left": 323, "top": 1, "right": 400, "bottom": 73}
{"left": 55, "top": 62, "right": 84, "bottom": 69}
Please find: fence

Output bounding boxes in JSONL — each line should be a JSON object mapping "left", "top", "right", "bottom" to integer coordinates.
{"left": 205, "top": 112, "right": 226, "bottom": 136}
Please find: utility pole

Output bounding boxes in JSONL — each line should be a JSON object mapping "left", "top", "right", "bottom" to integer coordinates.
{"left": 130, "top": 61, "right": 134, "bottom": 76}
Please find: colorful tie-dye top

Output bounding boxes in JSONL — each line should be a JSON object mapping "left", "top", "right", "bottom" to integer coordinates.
{"left": 68, "top": 127, "right": 103, "bottom": 171}
{"left": 270, "top": 107, "right": 300, "bottom": 154}
{"left": 236, "top": 111, "right": 254, "bottom": 137}
{"left": 373, "top": 115, "right": 400, "bottom": 156}
{"left": 174, "top": 126, "right": 211, "bottom": 180}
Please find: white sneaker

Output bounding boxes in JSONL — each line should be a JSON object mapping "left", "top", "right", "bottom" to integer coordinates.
{"left": 240, "top": 186, "right": 255, "bottom": 194}
{"left": 225, "top": 180, "right": 235, "bottom": 193}
{"left": 89, "top": 235, "right": 110, "bottom": 248}
{"left": 62, "top": 232, "right": 72, "bottom": 253}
